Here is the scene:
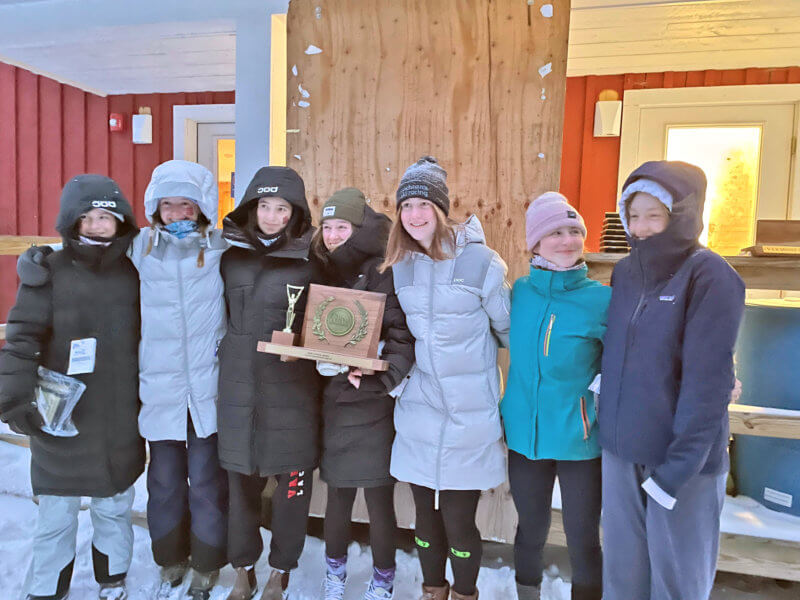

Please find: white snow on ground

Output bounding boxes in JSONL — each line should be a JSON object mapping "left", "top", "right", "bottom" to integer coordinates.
{"left": 0, "top": 436, "right": 572, "bottom": 600}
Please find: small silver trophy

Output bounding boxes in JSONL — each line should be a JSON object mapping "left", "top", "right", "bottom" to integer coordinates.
{"left": 284, "top": 284, "right": 306, "bottom": 333}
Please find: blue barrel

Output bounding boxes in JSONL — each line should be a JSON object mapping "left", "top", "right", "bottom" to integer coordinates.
{"left": 734, "top": 299, "right": 800, "bottom": 516}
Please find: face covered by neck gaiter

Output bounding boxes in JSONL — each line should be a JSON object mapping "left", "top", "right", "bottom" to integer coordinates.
{"left": 164, "top": 219, "right": 199, "bottom": 239}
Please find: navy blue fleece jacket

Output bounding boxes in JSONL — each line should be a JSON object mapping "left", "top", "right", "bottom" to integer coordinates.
{"left": 598, "top": 160, "right": 745, "bottom": 507}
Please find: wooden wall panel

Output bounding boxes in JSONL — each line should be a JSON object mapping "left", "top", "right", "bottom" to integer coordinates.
{"left": 489, "top": 0, "right": 571, "bottom": 281}
{"left": 62, "top": 85, "right": 87, "bottom": 183}
{"left": 287, "top": 0, "right": 570, "bottom": 281}
{"left": 287, "top": 0, "right": 495, "bottom": 218}
{"left": 39, "top": 77, "right": 63, "bottom": 236}
{"left": 16, "top": 69, "right": 40, "bottom": 237}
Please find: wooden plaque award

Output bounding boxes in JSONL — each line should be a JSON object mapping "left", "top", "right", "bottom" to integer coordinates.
{"left": 257, "top": 283, "right": 389, "bottom": 372}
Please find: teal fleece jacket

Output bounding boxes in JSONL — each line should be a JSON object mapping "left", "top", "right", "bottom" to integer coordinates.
{"left": 502, "top": 263, "right": 611, "bottom": 461}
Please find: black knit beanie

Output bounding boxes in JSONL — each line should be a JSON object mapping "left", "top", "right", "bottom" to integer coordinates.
{"left": 396, "top": 155, "right": 450, "bottom": 216}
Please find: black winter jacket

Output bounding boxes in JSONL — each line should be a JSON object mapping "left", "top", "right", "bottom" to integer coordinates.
{"left": 0, "top": 175, "right": 145, "bottom": 497}
{"left": 317, "top": 207, "right": 415, "bottom": 487}
{"left": 598, "top": 161, "right": 745, "bottom": 502}
{"left": 218, "top": 187, "right": 323, "bottom": 476}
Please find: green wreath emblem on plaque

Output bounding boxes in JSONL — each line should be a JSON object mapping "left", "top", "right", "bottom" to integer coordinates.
{"left": 312, "top": 297, "right": 369, "bottom": 346}
{"left": 345, "top": 300, "right": 369, "bottom": 348}
{"left": 312, "top": 297, "right": 335, "bottom": 342}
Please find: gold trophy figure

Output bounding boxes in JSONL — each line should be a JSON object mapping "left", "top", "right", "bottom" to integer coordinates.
{"left": 284, "top": 284, "right": 305, "bottom": 333}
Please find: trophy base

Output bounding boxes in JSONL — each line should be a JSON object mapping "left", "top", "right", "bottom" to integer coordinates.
{"left": 256, "top": 340, "right": 389, "bottom": 372}
{"left": 271, "top": 331, "right": 299, "bottom": 362}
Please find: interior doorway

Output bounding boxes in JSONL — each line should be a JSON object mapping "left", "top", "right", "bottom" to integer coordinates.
{"left": 197, "top": 122, "right": 236, "bottom": 227}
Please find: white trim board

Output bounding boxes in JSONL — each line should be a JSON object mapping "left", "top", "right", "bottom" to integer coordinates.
{"left": 173, "top": 104, "right": 235, "bottom": 162}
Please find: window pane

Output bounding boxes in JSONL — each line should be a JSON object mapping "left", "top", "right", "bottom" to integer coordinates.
{"left": 666, "top": 126, "right": 761, "bottom": 256}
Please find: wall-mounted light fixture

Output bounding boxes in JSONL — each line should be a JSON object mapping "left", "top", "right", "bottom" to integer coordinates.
{"left": 594, "top": 89, "right": 622, "bottom": 138}
{"left": 132, "top": 107, "right": 153, "bottom": 144}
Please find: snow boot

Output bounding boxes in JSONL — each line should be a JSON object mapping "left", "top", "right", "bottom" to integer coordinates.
{"left": 363, "top": 579, "right": 393, "bottom": 599}
{"left": 419, "top": 583, "right": 449, "bottom": 600}
{"left": 516, "top": 582, "right": 541, "bottom": 600}
{"left": 449, "top": 589, "right": 478, "bottom": 600}
{"left": 155, "top": 561, "right": 189, "bottom": 599}
{"left": 187, "top": 569, "right": 219, "bottom": 600}
{"left": 259, "top": 569, "right": 290, "bottom": 600}
{"left": 226, "top": 567, "right": 258, "bottom": 600}
{"left": 323, "top": 570, "right": 347, "bottom": 600}
{"left": 98, "top": 580, "right": 128, "bottom": 600}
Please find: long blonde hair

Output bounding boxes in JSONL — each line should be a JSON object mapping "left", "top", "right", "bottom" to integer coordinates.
{"left": 379, "top": 204, "right": 456, "bottom": 272}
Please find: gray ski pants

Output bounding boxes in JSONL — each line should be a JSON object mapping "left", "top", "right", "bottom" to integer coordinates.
{"left": 601, "top": 450, "right": 726, "bottom": 600}
{"left": 23, "top": 486, "right": 135, "bottom": 597}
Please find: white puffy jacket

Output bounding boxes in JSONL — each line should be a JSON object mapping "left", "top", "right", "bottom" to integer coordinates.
{"left": 390, "top": 215, "right": 510, "bottom": 491}
{"left": 130, "top": 160, "right": 228, "bottom": 441}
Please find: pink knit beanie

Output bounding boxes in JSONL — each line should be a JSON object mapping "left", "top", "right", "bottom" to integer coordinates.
{"left": 525, "top": 192, "right": 587, "bottom": 252}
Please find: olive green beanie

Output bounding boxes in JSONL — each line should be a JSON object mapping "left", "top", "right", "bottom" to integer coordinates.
{"left": 320, "top": 187, "right": 366, "bottom": 226}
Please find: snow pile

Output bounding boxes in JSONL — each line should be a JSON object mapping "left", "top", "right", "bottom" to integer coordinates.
{"left": 0, "top": 438, "right": 571, "bottom": 599}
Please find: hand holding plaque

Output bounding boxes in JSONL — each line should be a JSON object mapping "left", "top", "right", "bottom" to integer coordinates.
{"left": 258, "top": 283, "right": 388, "bottom": 372}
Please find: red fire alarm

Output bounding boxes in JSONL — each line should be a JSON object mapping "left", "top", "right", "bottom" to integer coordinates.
{"left": 109, "top": 113, "right": 124, "bottom": 132}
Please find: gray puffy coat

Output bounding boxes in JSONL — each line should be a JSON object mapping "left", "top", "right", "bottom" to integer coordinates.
{"left": 130, "top": 160, "right": 228, "bottom": 441}
{"left": 390, "top": 216, "right": 511, "bottom": 491}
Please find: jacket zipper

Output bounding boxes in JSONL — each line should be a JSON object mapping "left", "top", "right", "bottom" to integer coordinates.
{"left": 614, "top": 252, "right": 646, "bottom": 454}
{"left": 428, "top": 258, "right": 447, "bottom": 509}
{"left": 175, "top": 256, "right": 198, "bottom": 436}
{"left": 580, "top": 396, "right": 590, "bottom": 441}
{"left": 543, "top": 313, "right": 556, "bottom": 357}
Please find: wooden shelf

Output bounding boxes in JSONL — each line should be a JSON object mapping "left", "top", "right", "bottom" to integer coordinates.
{"left": 586, "top": 252, "right": 800, "bottom": 291}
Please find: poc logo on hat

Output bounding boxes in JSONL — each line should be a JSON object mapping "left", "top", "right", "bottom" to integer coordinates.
{"left": 92, "top": 200, "right": 117, "bottom": 208}
{"left": 567, "top": 210, "right": 577, "bottom": 218}
{"left": 257, "top": 186, "right": 279, "bottom": 194}
{"left": 322, "top": 206, "right": 336, "bottom": 217}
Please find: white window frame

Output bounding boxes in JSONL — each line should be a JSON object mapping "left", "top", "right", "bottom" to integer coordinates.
{"left": 172, "top": 104, "right": 235, "bottom": 163}
{"left": 618, "top": 85, "right": 800, "bottom": 219}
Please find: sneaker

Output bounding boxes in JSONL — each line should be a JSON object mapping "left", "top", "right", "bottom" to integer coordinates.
{"left": 98, "top": 581, "right": 128, "bottom": 600}
{"left": 363, "top": 579, "right": 393, "bottom": 600}
{"left": 322, "top": 571, "right": 347, "bottom": 600}
{"left": 187, "top": 569, "right": 219, "bottom": 600}
{"left": 259, "top": 569, "right": 289, "bottom": 600}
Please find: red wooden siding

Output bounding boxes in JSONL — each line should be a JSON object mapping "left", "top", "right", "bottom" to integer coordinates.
{"left": 560, "top": 66, "right": 800, "bottom": 252}
{"left": 0, "top": 62, "right": 234, "bottom": 317}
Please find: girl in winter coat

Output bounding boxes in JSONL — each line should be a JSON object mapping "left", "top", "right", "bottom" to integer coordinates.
{"left": 598, "top": 161, "right": 745, "bottom": 600}
{"left": 382, "top": 157, "right": 511, "bottom": 600}
{"left": 501, "top": 193, "right": 609, "bottom": 600}
{"left": 312, "top": 188, "right": 415, "bottom": 600}
{"left": 129, "top": 160, "right": 229, "bottom": 599}
{"left": 218, "top": 166, "right": 322, "bottom": 600}
{"left": 0, "top": 175, "right": 145, "bottom": 600}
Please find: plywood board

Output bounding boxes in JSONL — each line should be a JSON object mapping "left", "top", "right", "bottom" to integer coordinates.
{"left": 286, "top": 0, "right": 570, "bottom": 281}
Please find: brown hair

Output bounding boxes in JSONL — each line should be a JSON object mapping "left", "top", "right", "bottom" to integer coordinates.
{"left": 379, "top": 204, "right": 456, "bottom": 272}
